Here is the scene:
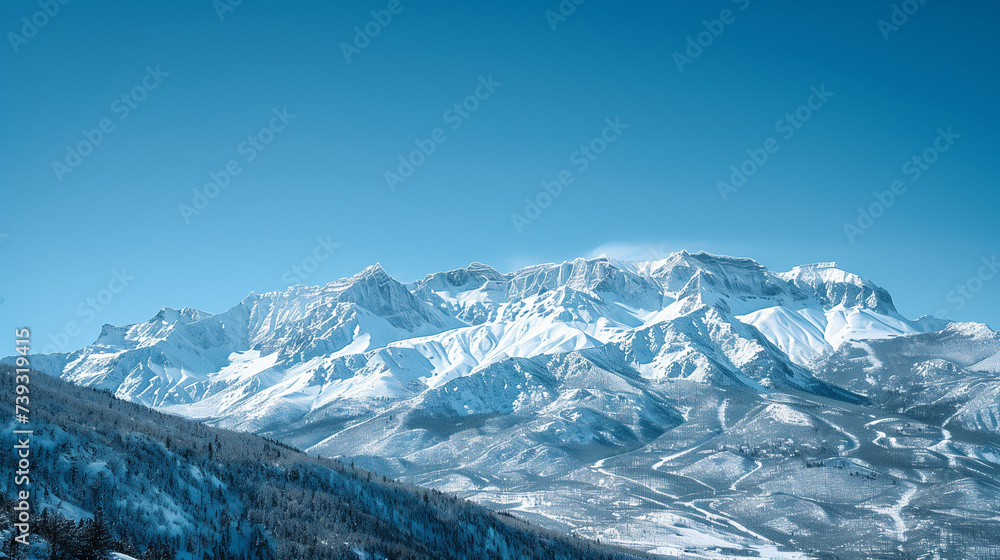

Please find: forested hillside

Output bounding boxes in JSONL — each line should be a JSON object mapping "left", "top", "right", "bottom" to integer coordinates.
{"left": 0, "top": 365, "right": 658, "bottom": 560}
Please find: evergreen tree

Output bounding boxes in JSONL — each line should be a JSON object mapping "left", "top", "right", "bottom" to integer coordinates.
{"left": 37, "top": 512, "right": 81, "bottom": 560}
{"left": 80, "top": 507, "right": 115, "bottom": 560}
{"left": 249, "top": 526, "right": 274, "bottom": 560}
{"left": 4, "top": 532, "right": 26, "bottom": 560}
{"left": 140, "top": 542, "right": 176, "bottom": 560}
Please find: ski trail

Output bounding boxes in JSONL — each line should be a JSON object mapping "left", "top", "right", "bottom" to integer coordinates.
{"left": 589, "top": 459, "right": 680, "bottom": 500}
{"left": 929, "top": 427, "right": 957, "bottom": 468}
{"left": 680, "top": 500, "right": 771, "bottom": 542}
{"left": 869, "top": 483, "right": 917, "bottom": 545}
{"left": 729, "top": 460, "right": 762, "bottom": 491}
{"left": 652, "top": 439, "right": 710, "bottom": 470}
{"left": 820, "top": 415, "right": 860, "bottom": 453}
{"left": 890, "top": 485, "right": 918, "bottom": 543}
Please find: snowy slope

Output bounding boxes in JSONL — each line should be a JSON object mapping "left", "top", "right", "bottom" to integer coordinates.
{"left": 0, "top": 365, "right": 656, "bottom": 560}
{"left": 736, "top": 262, "right": 946, "bottom": 364}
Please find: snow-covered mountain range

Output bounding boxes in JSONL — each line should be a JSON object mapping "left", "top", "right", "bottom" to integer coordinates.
{"left": 16, "top": 252, "right": 1000, "bottom": 558}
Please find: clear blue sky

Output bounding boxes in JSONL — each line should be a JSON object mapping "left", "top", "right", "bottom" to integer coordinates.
{"left": 2, "top": 1, "right": 998, "bottom": 354}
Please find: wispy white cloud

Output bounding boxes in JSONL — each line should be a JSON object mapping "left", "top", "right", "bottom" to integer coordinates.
{"left": 502, "top": 242, "right": 692, "bottom": 274}
{"left": 585, "top": 242, "right": 678, "bottom": 262}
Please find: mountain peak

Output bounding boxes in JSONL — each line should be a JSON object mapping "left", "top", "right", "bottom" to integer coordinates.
{"left": 778, "top": 262, "right": 897, "bottom": 313}
{"left": 152, "top": 306, "right": 209, "bottom": 324}
{"left": 794, "top": 261, "right": 838, "bottom": 270}
{"left": 466, "top": 261, "right": 503, "bottom": 275}
{"left": 357, "top": 262, "right": 389, "bottom": 278}
{"left": 672, "top": 250, "right": 764, "bottom": 269}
